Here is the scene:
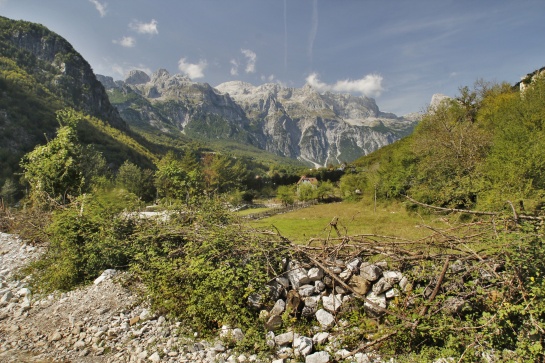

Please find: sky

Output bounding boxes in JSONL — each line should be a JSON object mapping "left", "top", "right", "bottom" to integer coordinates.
{"left": 1, "top": 0, "right": 544, "bottom": 116}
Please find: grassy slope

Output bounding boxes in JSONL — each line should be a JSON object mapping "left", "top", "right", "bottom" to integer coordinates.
{"left": 248, "top": 195, "right": 449, "bottom": 243}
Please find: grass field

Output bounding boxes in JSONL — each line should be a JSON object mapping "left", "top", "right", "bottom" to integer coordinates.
{"left": 246, "top": 196, "right": 453, "bottom": 244}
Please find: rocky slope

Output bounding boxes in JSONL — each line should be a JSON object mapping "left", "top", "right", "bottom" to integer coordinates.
{"left": 0, "top": 16, "right": 134, "bottom": 186}
{"left": 1, "top": 232, "right": 392, "bottom": 363}
{"left": 99, "top": 70, "right": 418, "bottom": 167}
{"left": 0, "top": 16, "right": 126, "bottom": 131}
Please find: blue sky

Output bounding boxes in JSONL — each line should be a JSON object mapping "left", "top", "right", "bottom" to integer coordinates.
{"left": 1, "top": 0, "right": 544, "bottom": 115}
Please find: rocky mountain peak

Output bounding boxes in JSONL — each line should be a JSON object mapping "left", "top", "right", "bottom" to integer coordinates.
{"left": 216, "top": 81, "right": 256, "bottom": 96}
{"left": 429, "top": 93, "right": 451, "bottom": 110}
{"left": 125, "top": 70, "right": 150, "bottom": 85}
{"left": 101, "top": 68, "right": 418, "bottom": 166}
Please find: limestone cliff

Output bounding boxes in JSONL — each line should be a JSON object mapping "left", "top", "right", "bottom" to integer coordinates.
{"left": 101, "top": 70, "right": 418, "bottom": 166}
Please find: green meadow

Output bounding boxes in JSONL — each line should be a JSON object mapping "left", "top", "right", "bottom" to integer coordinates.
{"left": 246, "top": 196, "right": 451, "bottom": 244}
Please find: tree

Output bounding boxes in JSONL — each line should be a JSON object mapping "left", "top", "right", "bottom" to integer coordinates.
{"left": 116, "top": 161, "right": 155, "bottom": 201}
{"left": 154, "top": 152, "right": 202, "bottom": 204}
{"left": 316, "top": 180, "right": 335, "bottom": 201}
{"left": 276, "top": 185, "right": 295, "bottom": 206}
{"left": 340, "top": 173, "right": 367, "bottom": 200}
{"left": 298, "top": 182, "right": 317, "bottom": 202}
{"left": 0, "top": 179, "right": 17, "bottom": 206}
{"left": 20, "top": 109, "right": 99, "bottom": 207}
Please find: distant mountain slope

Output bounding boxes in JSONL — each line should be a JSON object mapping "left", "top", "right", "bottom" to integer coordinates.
{"left": 0, "top": 16, "right": 152, "bottom": 185}
{"left": 100, "top": 70, "right": 418, "bottom": 167}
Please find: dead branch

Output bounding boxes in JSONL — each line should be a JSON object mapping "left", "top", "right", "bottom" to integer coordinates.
{"left": 405, "top": 195, "right": 498, "bottom": 216}
{"left": 419, "top": 257, "right": 450, "bottom": 316}
{"left": 346, "top": 330, "right": 398, "bottom": 358}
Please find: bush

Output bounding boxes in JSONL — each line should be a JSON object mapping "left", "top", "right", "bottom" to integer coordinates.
{"left": 26, "top": 193, "right": 289, "bottom": 336}
{"left": 25, "top": 190, "right": 141, "bottom": 292}
{"left": 131, "top": 199, "right": 289, "bottom": 333}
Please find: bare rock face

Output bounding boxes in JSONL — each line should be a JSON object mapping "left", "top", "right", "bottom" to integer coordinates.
{"left": 125, "top": 70, "right": 151, "bottom": 85}
{"left": 100, "top": 70, "right": 418, "bottom": 167}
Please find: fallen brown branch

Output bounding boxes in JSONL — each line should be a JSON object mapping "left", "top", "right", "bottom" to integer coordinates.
{"left": 346, "top": 330, "right": 398, "bottom": 358}
{"left": 404, "top": 195, "right": 499, "bottom": 216}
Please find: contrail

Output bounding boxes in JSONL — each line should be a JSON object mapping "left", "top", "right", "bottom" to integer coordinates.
{"left": 308, "top": 0, "right": 318, "bottom": 67}
{"left": 284, "top": 0, "right": 288, "bottom": 71}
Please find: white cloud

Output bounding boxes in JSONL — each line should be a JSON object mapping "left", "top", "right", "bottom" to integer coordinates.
{"left": 305, "top": 73, "right": 384, "bottom": 97}
{"left": 89, "top": 0, "right": 107, "bottom": 17}
{"left": 178, "top": 58, "right": 207, "bottom": 79}
{"left": 241, "top": 49, "right": 257, "bottom": 73}
{"left": 130, "top": 19, "right": 159, "bottom": 35}
{"left": 113, "top": 36, "right": 136, "bottom": 48}
{"left": 261, "top": 74, "right": 276, "bottom": 83}
{"left": 230, "top": 59, "right": 239, "bottom": 76}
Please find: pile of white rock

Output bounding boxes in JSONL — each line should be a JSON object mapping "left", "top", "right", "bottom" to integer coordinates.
{"left": 245, "top": 256, "right": 410, "bottom": 362}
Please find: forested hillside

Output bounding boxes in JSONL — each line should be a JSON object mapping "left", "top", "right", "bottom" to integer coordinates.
{"left": 351, "top": 75, "right": 545, "bottom": 212}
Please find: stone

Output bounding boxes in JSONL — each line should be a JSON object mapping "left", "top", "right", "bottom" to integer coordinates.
{"left": 298, "top": 284, "right": 316, "bottom": 297}
{"left": 274, "top": 331, "right": 294, "bottom": 346}
{"left": 93, "top": 269, "right": 117, "bottom": 285}
{"left": 364, "top": 291, "right": 387, "bottom": 316}
{"left": 399, "top": 276, "right": 410, "bottom": 291}
{"left": 49, "top": 331, "right": 62, "bottom": 342}
{"left": 17, "top": 287, "right": 31, "bottom": 297}
{"left": 385, "top": 288, "right": 400, "bottom": 299}
{"left": 247, "top": 293, "right": 263, "bottom": 309}
{"left": 339, "top": 269, "right": 353, "bottom": 281}
{"left": 372, "top": 277, "right": 394, "bottom": 295}
{"left": 0, "top": 291, "right": 13, "bottom": 304}
{"left": 276, "top": 277, "right": 290, "bottom": 289}
{"left": 312, "top": 332, "right": 329, "bottom": 345}
{"left": 293, "top": 335, "right": 313, "bottom": 357}
{"left": 334, "top": 349, "right": 351, "bottom": 360}
{"left": 346, "top": 258, "right": 362, "bottom": 272}
{"left": 286, "top": 290, "right": 301, "bottom": 313}
{"left": 305, "top": 351, "right": 330, "bottom": 363}
{"left": 349, "top": 275, "right": 371, "bottom": 295}
{"left": 322, "top": 294, "right": 342, "bottom": 313}
{"left": 148, "top": 352, "right": 161, "bottom": 362}
{"left": 266, "top": 331, "right": 276, "bottom": 348}
{"left": 268, "top": 281, "right": 284, "bottom": 301}
{"left": 264, "top": 314, "right": 283, "bottom": 332}
{"left": 382, "top": 270, "right": 403, "bottom": 282}
{"left": 307, "top": 267, "right": 324, "bottom": 281}
{"left": 360, "top": 264, "right": 382, "bottom": 282}
{"left": 270, "top": 299, "right": 286, "bottom": 316}
{"left": 74, "top": 340, "right": 86, "bottom": 350}
{"left": 301, "top": 295, "right": 320, "bottom": 317}
{"left": 314, "top": 280, "right": 326, "bottom": 292}
{"left": 286, "top": 261, "right": 311, "bottom": 289}
{"left": 315, "top": 309, "right": 335, "bottom": 329}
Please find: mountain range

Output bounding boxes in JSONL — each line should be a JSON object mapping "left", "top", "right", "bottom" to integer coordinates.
{"left": 0, "top": 14, "right": 417, "bottom": 190}
{"left": 98, "top": 69, "right": 418, "bottom": 167}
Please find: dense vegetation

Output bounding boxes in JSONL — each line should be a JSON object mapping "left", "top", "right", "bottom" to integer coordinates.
{"left": 350, "top": 76, "right": 545, "bottom": 213}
